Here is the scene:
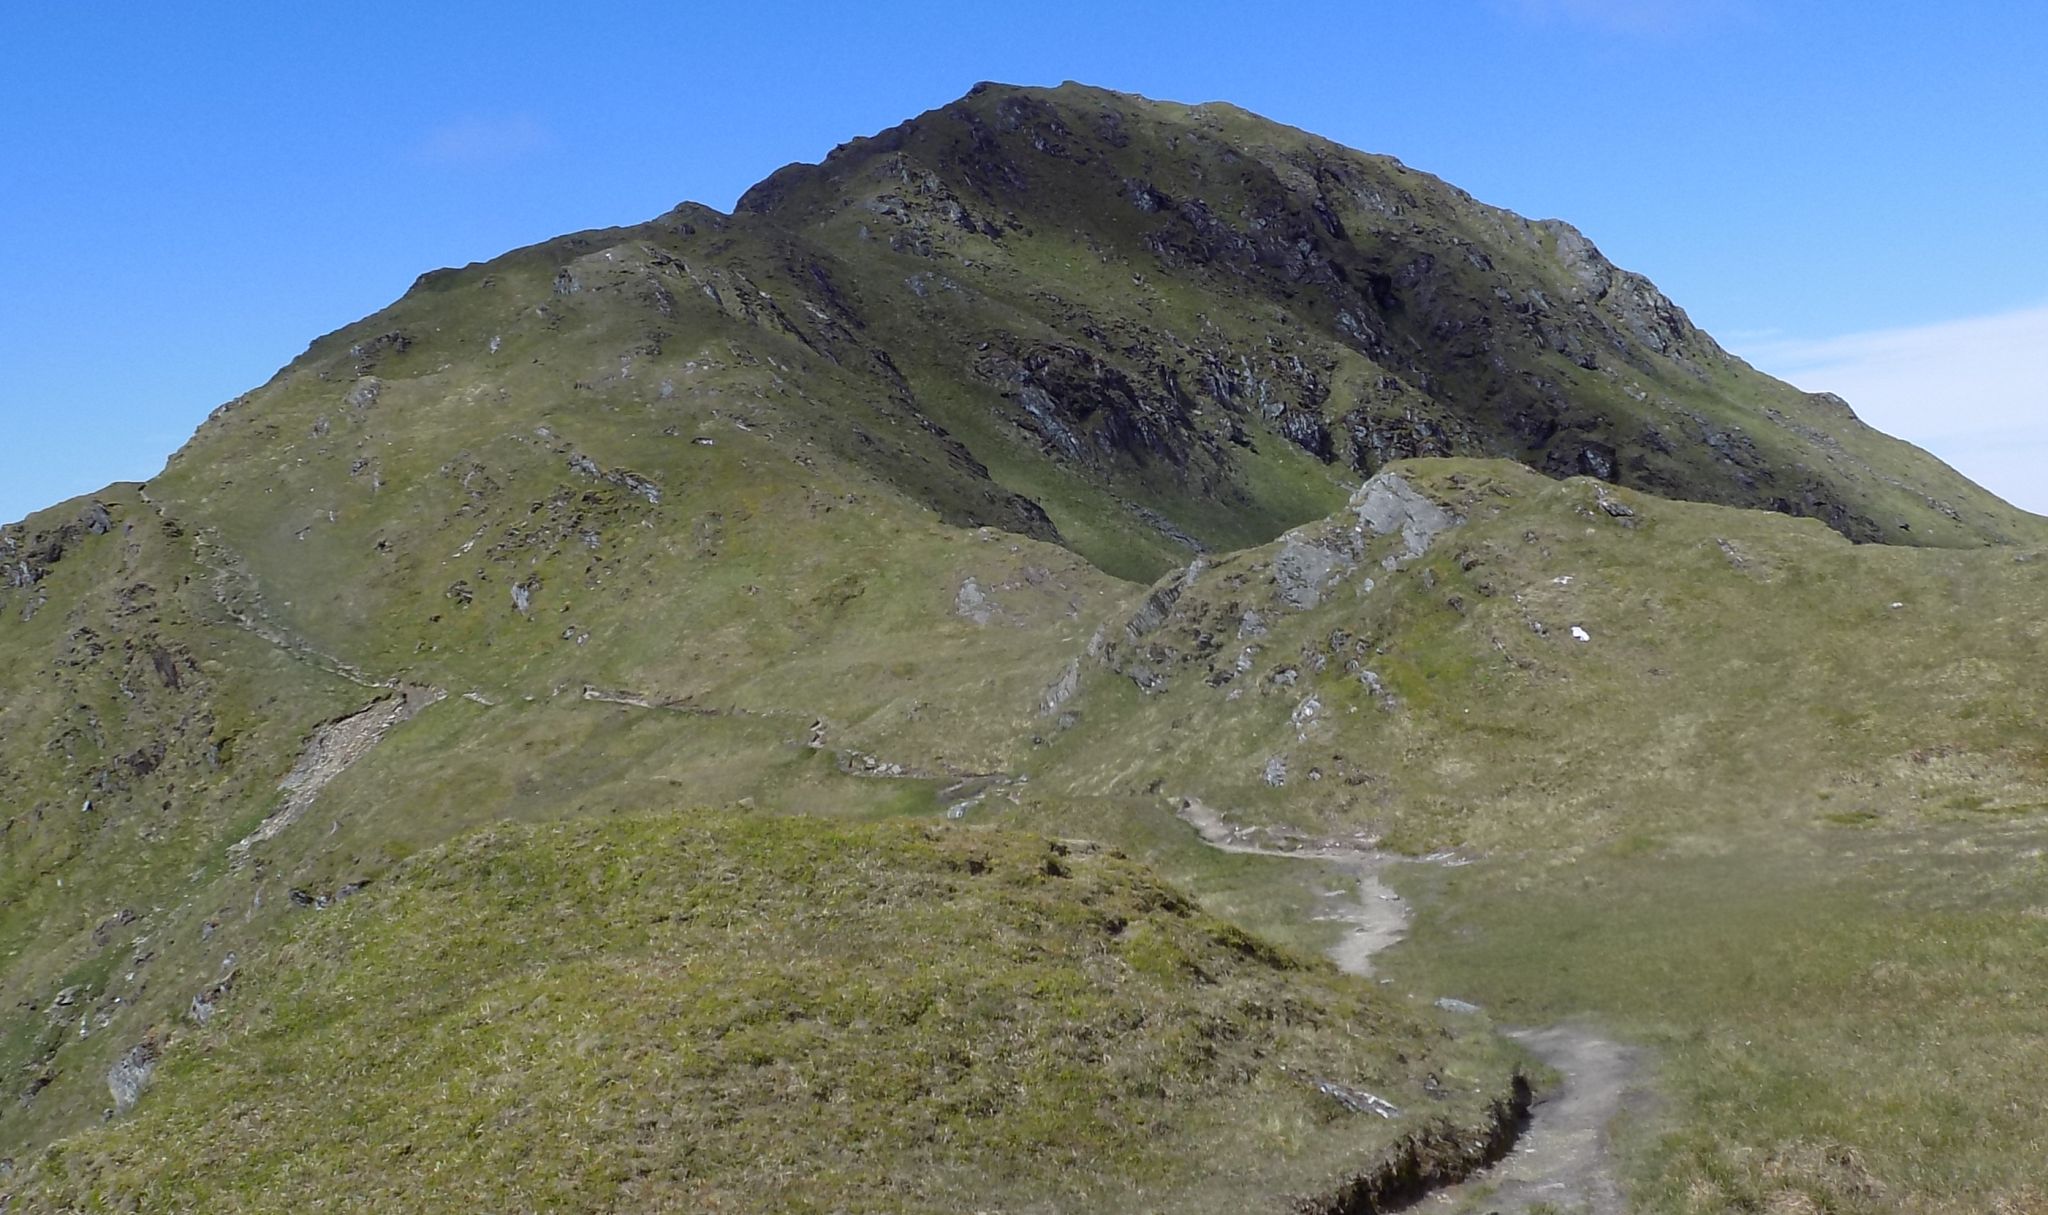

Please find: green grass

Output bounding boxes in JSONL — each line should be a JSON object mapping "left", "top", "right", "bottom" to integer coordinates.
{"left": 1384, "top": 823, "right": 2048, "bottom": 1214}
{"left": 1018, "top": 459, "right": 2048, "bottom": 1212}
{"left": 5, "top": 78, "right": 2048, "bottom": 1212}
{"left": 1034, "top": 459, "right": 2048, "bottom": 856}
{"left": 10, "top": 813, "right": 1519, "bottom": 1214}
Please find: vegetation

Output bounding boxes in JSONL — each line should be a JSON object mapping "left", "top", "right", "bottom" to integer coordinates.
{"left": 3, "top": 81, "right": 2045, "bottom": 1212}
{"left": 1037, "top": 458, "right": 2048, "bottom": 855}
{"left": 1016, "top": 459, "right": 2048, "bottom": 1212}
{"left": 9, "top": 814, "right": 1518, "bottom": 1213}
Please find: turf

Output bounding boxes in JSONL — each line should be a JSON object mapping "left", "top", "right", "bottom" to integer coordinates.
{"left": 9, "top": 813, "right": 1519, "bottom": 1214}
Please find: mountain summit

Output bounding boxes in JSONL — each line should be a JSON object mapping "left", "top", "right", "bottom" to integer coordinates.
{"left": 105, "top": 82, "right": 2035, "bottom": 588}
{"left": 726, "top": 81, "right": 2029, "bottom": 558}
{"left": 4, "top": 84, "right": 2046, "bottom": 1213}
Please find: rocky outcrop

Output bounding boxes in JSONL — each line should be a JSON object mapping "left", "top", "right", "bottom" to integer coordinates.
{"left": 107, "top": 1039, "right": 161, "bottom": 1114}
{"left": 1352, "top": 470, "right": 1461, "bottom": 562}
{"left": 1040, "top": 658, "right": 1081, "bottom": 715}
{"left": 1103, "top": 470, "right": 1466, "bottom": 694}
{"left": 1267, "top": 469, "right": 1464, "bottom": 610}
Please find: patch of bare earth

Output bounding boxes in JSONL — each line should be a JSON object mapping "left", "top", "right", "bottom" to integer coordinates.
{"left": 1175, "top": 797, "right": 1645, "bottom": 1214}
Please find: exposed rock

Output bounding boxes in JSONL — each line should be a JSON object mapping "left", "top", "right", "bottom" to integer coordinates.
{"left": 1130, "top": 504, "right": 1205, "bottom": 552}
{"left": 229, "top": 687, "right": 445, "bottom": 863}
{"left": 565, "top": 450, "right": 664, "bottom": 505}
{"left": 1125, "top": 566, "right": 1194, "bottom": 640}
{"left": 1273, "top": 534, "right": 1352, "bottom": 610}
{"left": 1353, "top": 470, "right": 1461, "bottom": 563}
{"left": 108, "top": 1039, "right": 160, "bottom": 1113}
{"left": 190, "top": 971, "right": 236, "bottom": 1025}
{"left": 1041, "top": 658, "right": 1081, "bottom": 715}
{"left": 1313, "top": 1079, "right": 1401, "bottom": 1119}
{"left": 1262, "top": 755, "right": 1288, "bottom": 787}
{"left": 955, "top": 576, "right": 993, "bottom": 625}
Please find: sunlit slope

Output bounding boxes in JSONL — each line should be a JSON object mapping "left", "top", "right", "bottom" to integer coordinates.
{"left": 1038, "top": 458, "right": 2048, "bottom": 852}
{"left": 739, "top": 81, "right": 2040, "bottom": 554}
{"left": 3, "top": 77, "right": 2045, "bottom": 1208}
{"left": 9, "top": 814, "right": 1521, "bottom": 1215}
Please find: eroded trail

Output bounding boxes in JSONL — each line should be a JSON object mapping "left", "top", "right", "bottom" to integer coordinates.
{"left": 1175, "top": 797, "right": 1408, "bottom": 977}
{"left": 1415, "top": 1026, "right": 1637, "bottom": 1215}
{"left": 1174, "top": 797, "right": 1639, "bottom": 1214}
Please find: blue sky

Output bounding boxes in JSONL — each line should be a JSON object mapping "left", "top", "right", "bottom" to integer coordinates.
{"left": 4, "top": 1, "right": 2044, "bottom": 522}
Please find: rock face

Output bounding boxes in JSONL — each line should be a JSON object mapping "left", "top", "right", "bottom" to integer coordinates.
{"left": 1041, "top": 658, "right": 1082, "bottom": 715}
{"left": 1271, "top": 469, "right": 1465, "bottom": 609}
{"left": 1100, "top": 468, "right": 1473, "bottom": 697}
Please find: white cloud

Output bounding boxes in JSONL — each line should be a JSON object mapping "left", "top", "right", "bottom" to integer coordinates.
{"left": 412, "top": 115, "right": 552, "bottom": 168}
{"left": 1739, "top": 303, "right": 2048, "bottom": 516}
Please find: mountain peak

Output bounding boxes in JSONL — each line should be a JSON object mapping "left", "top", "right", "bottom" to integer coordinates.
{"left": 718, "top": 81, "right": 2024, "bottom": 560}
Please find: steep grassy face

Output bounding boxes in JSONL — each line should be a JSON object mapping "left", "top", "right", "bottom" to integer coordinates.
{"left": 9, "top": 814, "right": 1521, "bottom": 1214}
{"left": 0, "top": 489, "right": 366, "bottom": 1158}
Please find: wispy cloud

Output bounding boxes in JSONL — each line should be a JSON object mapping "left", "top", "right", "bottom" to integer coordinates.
{"left": 1501, "top": 0, "right": 1745, "bottom": 36}
{"left": 411, "top": 115, "right": 553, "bottom": 168}
{"left": 1739, "top": 303, "right": 2048, "bottom": 515}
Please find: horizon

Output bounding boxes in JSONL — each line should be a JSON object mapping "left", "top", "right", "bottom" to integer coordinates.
{"left": 4, "top": 2, "right": 2044, "bottom": 522}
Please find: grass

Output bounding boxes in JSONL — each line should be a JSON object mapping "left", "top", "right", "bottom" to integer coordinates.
{"left": 9, "top": 813, "right": 1519, "bottom": 1214}
{"left": 1032, "top": 459, "right": 2048, "bottom": 857}
{"left": 1017, "top": 459, "right": 2048, "bottom": 1212}
{"left": 5, "top": 78, "right": 2048, "bottom": 1212}
{"left": 0, "top": 486, "right": 364, "bottom": 1158}
{"left": 1384, "top": 822, "right": 2048, "bottom": 1213}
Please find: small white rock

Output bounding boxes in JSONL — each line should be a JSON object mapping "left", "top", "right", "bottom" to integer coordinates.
{"left": 1570, "top": 626, "right": 1592, "bottom": 642}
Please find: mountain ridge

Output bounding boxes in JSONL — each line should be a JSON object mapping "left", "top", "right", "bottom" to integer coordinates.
{"left": 5, "top": 82, "right": 2047, "bottom": 1214}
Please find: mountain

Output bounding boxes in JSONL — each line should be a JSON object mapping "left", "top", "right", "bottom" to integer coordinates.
{"left": 4, "top": 83, "right": 2046, "bottom": 1213}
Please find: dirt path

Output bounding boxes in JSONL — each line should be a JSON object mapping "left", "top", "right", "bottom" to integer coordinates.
{"left": 1173, "top": 797, "right": 1639, "bottom": 1214}
{"left": 1174, "top": 797, "right": 1406, "bottom": 976}
{"left": 1413, "top": 1025, "right": 1637, "bottom": 1215}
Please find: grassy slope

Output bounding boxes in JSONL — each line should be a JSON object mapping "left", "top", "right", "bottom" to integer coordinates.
{"left": 11, "top": 814, "right": 1518, "bottom": 1214}
{"left": 1039, "top": 458, "right": 2048, "bottom": 853}
{"left": 0, "top": 454, "right": 1144, "bottom": 1162}
{"left": 0, "top": 488, "right": 367, "bottom": 1157}
{"left": 1389, "top": 821, "right": 2048, "bottom": 1214}
{"left": 1031, "top": 458, "right": 2048, "bottom": 1212}
{"left": 4, "top": 80, "right": 2047, "bottom": 1213}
